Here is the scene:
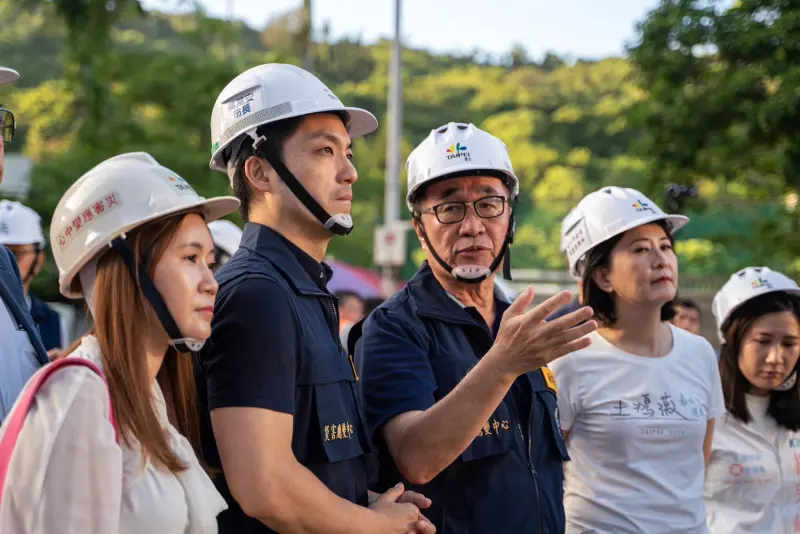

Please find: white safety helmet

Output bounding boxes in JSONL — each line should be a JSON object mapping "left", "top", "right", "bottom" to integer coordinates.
{"left": 52, "top": 152, "right": 239, "bottom": 299}
{"left": 209, "top": 63, "right": 378, "bottom": 173}
{"left": 406, "top": 122, "right": 519, "bottom": 284}
{"left": 0, "top": 200, "right": 45, "bottom": 247}
{"left": 562, "top": 186, "right": 690, "bottom": 278}
{"left": 405, "top": 122, "right": 518, "bottom": 211}
{"left": 712, "top": 266, "right": 800, "bottom": 342}
{"left": 208, "top": 219, "right": 243, "bottom": 258}
{"left": 209, "top": 63, "right": 377, "bottom": 236}
{"left": 0, "top": 66, "right": 19, "bottom": 85}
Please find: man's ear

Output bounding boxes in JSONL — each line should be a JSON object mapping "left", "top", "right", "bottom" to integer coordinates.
{"left": 33, "top": 251, "right": 46, "bottom": 277}
{"left": 412, "top": 218, "right": 429, "bottom": 253}
{"left": 244, "top": 155, "right": 276, "bottom": 194}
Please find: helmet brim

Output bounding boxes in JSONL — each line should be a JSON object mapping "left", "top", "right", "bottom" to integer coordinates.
{"left": 60, "top": 196, "right": 240, "bottom": 299}
{"left": 209, "top": 106, "right": 379, "bottom": 173}
{"left": 571, "top": 213, "right": 690, "bottom": 278}
{"left": 0, "top": 67, "right": 19, "bottom": 85}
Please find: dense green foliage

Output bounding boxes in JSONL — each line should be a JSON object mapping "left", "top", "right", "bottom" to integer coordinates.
{"left": 0, "top": 0, "right": 795, "bottom": 299}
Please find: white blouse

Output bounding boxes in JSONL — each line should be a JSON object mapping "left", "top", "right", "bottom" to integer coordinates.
{"left": 705, "top": 394, "right": 800, "bottom": 533}
{"left": 0, "top": 336, "right": 226, "bottom": 534}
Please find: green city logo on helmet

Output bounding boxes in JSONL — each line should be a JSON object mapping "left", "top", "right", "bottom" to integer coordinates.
{"left": 211, "top": 141, "right": 219, "bottom": 155}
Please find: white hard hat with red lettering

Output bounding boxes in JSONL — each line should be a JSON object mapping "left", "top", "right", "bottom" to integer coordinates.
{"left": 562, "top": 186, "right": 689, "bottom": 278}
{"left": 51, "top": 152, "right": 239, "bottom": 298}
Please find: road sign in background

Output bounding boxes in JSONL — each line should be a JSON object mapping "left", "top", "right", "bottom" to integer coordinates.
{"left": 374, "top": 222, "right": 409, "bottom": 267}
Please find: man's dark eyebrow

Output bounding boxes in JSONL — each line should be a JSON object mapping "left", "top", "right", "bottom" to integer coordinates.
{"left": 437, "top": 184, "right": 499, "bottom": 201}
{"left": 307, "top": 131, "right": 352, "bottom": 150}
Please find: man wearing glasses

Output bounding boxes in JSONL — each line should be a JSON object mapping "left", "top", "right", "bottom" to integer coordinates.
{"left": 355, "top": 123, "right": 595, "bottom": 533}
{"left": 0, "top": 65, "right": 48, "bottom": 421}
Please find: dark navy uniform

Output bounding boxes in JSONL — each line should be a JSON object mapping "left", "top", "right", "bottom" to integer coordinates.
{"left": 28, "top": 291, "right": 62, "bottom": 351}
{"left": 358, "top": 262, "right": 568, "bottom": 534}
{"left": 196, "top": 224, "right": 371, "bottom": 534}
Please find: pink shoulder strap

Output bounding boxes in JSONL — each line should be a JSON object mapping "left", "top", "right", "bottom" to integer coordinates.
{"left": 0, "top": 358, "right": 117, "bottom": 505}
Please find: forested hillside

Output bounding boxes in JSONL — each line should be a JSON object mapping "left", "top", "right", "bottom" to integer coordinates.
{"left": 0, "top": 0, "right": 793, "bottom": 298}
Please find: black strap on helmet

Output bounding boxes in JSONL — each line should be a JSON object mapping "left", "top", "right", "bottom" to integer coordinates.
{"left": 109, "top": 237, "right": 204, "bottom": 353}
{"left": 251, "top": 134, "right": 354, "bottom": 236}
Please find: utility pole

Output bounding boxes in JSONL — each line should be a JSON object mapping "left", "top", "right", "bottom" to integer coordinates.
{"left": 381, "top": 0, "right": 403, "bottom": 297}
{"left": 302, "top": 0, "right": 314, "bottom": 71}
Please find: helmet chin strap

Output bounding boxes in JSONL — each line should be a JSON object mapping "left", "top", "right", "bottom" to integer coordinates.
{"left": 249, "top": 131, "right": 354, "bottom": 236}
{"left": 109, "top": 236, "right": 205, "bottom": 353}
{"left": 773, "top": 371, "right": 797, "bottom": 392}
{"left": 415, "top": 214, "right": 515, "bottom": 284}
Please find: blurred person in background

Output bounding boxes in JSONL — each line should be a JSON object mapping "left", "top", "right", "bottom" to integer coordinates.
{"left": 357, "top": 122, "right": 596, "bottom": 534}
{"left": 0, "top": 152, "right": 237, "bottom": 532}
{"left": 336, "top": 290, "right": 365, "bottom": 333}
{"left": 705, "top": 267, "right": 800, "bottom": 533}
{"left": 550, "top": 186, "right": 723, "bottom": 534}
{"left": 672, "top": 296, "right": 702, "bottom": 335}
{"left": 208, "top": 219, "right": 243, "bottom": 272}
{"left": 198, "top": 63, "right": 435, "bottom": 534}
{"left": 0, "top": 200, "right": 67, "bottom": 357}
{"left": 0, "top": 65, "right": 48, "bottom": 421}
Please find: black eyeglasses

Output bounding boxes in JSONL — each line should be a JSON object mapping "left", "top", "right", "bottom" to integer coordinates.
{"left": 419, "top": 195, "right": 508, "bottom": 224}
{"left": 0, "top": 108, "right": 14, "bottom": 144}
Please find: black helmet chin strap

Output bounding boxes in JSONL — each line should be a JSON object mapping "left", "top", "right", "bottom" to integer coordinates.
{"left": 414, "top": 210, "right": 516, "bottom": 284}
{"left": 110, "top": 237, "right": 204, "bottom": 353}
{"left": 249, "top": 131, "right": 354, "bottom": 236}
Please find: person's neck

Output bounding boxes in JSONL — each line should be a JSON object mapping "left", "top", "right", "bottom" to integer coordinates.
{"left": 598, "top": 303, "right": 672, "bottom": 358}
{"left": 144, "top": 334, "right": 169, "bottom": 385}
{"left": 249, "top": 210, "right": 331, "bottom": 263}
{"left": 432, "top": 267, "right": 496, "bottom": 326}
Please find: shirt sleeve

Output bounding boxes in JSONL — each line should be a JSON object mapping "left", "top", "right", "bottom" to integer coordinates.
{"left": 199, "top": 276, "right": 300, "bottom": 415}
{"left": 359, "top": 308, "right": 438, "bottom": 442}
{"left": 704, "top": 339, "right": 725, "bottom": 419}
{"left": 548, "top": 354, "right": 580, "bottom": 432}
{"left": 4, "top": 366, "right": 122, "bottom": 533}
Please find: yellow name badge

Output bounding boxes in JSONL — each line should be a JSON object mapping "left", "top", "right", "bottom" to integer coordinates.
{"left": 542, "top": 367, "right": 558, "bottom": 394}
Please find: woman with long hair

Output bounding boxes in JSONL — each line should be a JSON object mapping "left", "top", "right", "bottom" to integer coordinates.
{"left": 0, "top": 152, "right": 239, "bottom": 533}
{"left": 706, "top": 266, "right": 800, "bottom": 533}
{"left": 549, "top": 186, "right": 724, "bottom": 534}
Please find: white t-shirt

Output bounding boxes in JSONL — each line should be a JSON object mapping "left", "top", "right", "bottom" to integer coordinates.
{"left": 705, "top": 394, "right": 800, "bottom": 533}
{"left": 0, "top": 336, "right": 227, "bottom": 534}
{"left": 0, "top": 297, "right": 39, "bottom": 420}
{"left": 549, "top": 324, "right": 725, "bottom": 534}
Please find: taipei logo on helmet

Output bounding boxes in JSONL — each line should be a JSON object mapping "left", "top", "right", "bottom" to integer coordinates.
{"left": 632, "top": 199, "right": 655, "bottom": 214}
{"left": 445, "top": 142, "right": 471, "bottom": 162}
{"left": 751, "top": 277, "right": 773, "bottom": 290}
{"left": 167, "top": 174, "right": 195, "bottom": 194}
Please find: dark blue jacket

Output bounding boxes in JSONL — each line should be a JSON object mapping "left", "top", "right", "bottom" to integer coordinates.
{"left": 196, "top": 224, "right": 372, "bottom": 534}
{"left": 28, "top": 291, "right": 62, "bottom": 351}
{"left": 357, "top": 262, "right": 568, "bottom": 534}
{"left": 0, "top": 246, "right": 47, "bottom": 420}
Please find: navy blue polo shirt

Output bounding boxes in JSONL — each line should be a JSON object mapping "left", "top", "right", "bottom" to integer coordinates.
{"left": 358, "top": 262, "right": 568, "bottom": 534}
{"left": 28, "top": 292, "right": 62, "bottom": 351}
{"left": 195, "top": 224, "right": 371, "bottom": 534}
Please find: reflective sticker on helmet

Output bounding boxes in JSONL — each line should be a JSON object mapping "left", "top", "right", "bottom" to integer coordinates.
{"left": 221, "top": 87, "right": 263, "bottom": 126}
{"left": 165, "top": 174, "right": 196, "bottom": 196}
{"left": 563, "top": 216, "right": 590, "bottom": 259}
{"left": 57, "top": 192, "right": 123, "bottom": 252}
